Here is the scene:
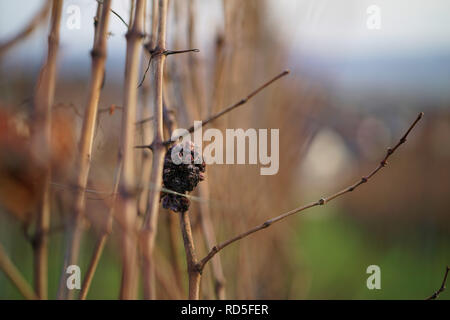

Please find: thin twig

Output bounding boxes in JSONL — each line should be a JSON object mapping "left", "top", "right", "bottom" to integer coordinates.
{"left": 138, "top": 48, "right": 199, "bottom": 88}
{"left": 32, "top": 0, "right": 63, "bottom": 300}
{"left": 198, "top": 183, "right": 226, "bottom": 299}
{"left": 189, "top": 70, "right": 290, "bottom": 133}
{"left": 161, "top": 88, "right": 188, "bottom": 296}
{"left": 165, "top": 48, "right": 200, "bottom": 56}
{"left": 183, "top": 3, "right": 226, "bottom": 297}
{"left": 96, "top": 0, "right": 129, "bottom": 28}
{"left": 117, "top": 0, "right": 146, "bottom": 300}
{"left": 112, "top": 8, "right": 128, "bottom": 27}
{"left": 51, "top": 181, "right": 206, "bottom": 203}
{"left": 78, "top": 159, "right": 122, "bottom": 300}
{"left": 179, "top": 211, "right": 201, "bottom": 300}
{"left": 137, "top": 54, "right": 152, "bottom": 88}
{"left": 426, "top": 266, "right": 450, "bottom": 300}
{"left": 136, "top": 0, "right": 158, "bottom": 219}
{"left": 186, "top": 0, "right": 204, "bottom": 121}
{"left": 128, "top": 0, "right": 135, "bottom": 27}
{"left": 140, "top": 0, "right": 168, "bottom": 300}
{"left": 0, "top": 243, "right": 38, "bottom": 300}
{"left": 57, "top": 0, "right": 111, "bottom": 300}
{"left": 197, "top": 112, "right": 424, "bottom": 270}
{"left": 135, "top": 70, "right": 290, "bottom": 149}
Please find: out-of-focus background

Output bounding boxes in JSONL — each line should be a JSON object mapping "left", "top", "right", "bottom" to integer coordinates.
{"left": 0, "top": 0, "right": 449, "bottom": 299}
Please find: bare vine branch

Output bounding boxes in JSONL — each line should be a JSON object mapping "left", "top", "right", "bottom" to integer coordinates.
{"left": 179, "top": 211, "right": 201, "bottom": 300}
{"left": 117, "top": 0, "right": 146, "bottom": 300}
{"left": 57, "top": 0, "right": 112, "bottom": 299}
{"left": 0, "top": 243, "right": 37, "bottom": 300}
{"left": 198, "top": 112, "right": 424, "bottom": 270}
{"left": 139, "top": 0, "right": 168, "bottom": 300}
{"left": 137, "top": 48, "right": 199, "bottom": 88}
{"left": 78, "top": 158, "right": 122, "bottom": 300}
{"left": 426, "top": 266, "right": 450, "bottom": 300}
{"left": 32, "top": 0, "right": 63, "bottom": 300}
{"left": 135, "top": 69, "right": 290, "bottom": 149}
{"left": 96, "top": 0, "right": 129, "bottom": 28}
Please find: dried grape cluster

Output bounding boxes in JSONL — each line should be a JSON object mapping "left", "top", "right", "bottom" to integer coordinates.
{"left": 160, "top": 141, "right": 205, "bottom": 212}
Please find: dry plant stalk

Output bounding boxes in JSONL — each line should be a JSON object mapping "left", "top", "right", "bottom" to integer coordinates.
{"left": 135, "top": 70, "right": 290, "bottom": 149}
{"left": 198, "top": 184, "right": 226, "bottom": 299}
{"left": 137, "top": 0, "right": 158, "bottom": 218}
{"left": 0, "top": 243, "right": 37, "bottom": 300}
{"left": 78, "top": 159, "right": 122, "bottom": 300}
{"left": 427, "top": 266, "right": 450, "bottom": 300}
{"left": 118, "top": 0, "right": 146, "bottom": 300}
{"left": 161, "top": 87, "right": 188, "bottom": 295}
{"left": 198, "top": 113, "right": 424, "bottom": 268}
{"left": 171, "top": 70, "right": 290, "bottom": 300}
{"left": 183, "top": 2, "right": 226, "bottom": 299}
{"left": 140, "top": 0, "right": 168, "bottom": 300}
{"left": 57, "top": 0, "right": 112, "bottom": 299}
{"left": 31, "top": 0, "right": 63, "bottom": 300}
{"left": 177, "top": 111, "right": 423, "bottom": 299}
{"left": 179, "top": 211, "right": 201, "bottom": 300}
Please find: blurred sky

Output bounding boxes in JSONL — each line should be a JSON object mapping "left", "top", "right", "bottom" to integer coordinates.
{"left": 270, "top": 0, "right": 450, "bottom": 55}
{"left": 2, "top": 0, "right": 450, "bottom": 55}
{"left": 1, "top": 0, "right": 450, "bottom": 105}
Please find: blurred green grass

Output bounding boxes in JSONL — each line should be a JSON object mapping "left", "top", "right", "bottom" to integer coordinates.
{"left": 293, "top": 208, "right": 450, "bottom": 299}
{"left": 0, "top": 217, "right": 122, "bottom": 300}
{"left": 1, "top": 207, "right": 449, "bottom": 299}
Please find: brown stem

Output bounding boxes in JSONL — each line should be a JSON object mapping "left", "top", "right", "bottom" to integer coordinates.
{"left": 135, "top": 70, "right": 290, "bottom": 149}
{"left": 78, "top": 236, "right": 106, "bottom": 300}
{"left": 96, "top": 0, "right": 129, "bottom": 28}
{"left": 179, "top": 211, "right": 201, "bottom": 300}
{"left": 198, "top": 112, "right": 424, "bottom": 270}
{"left": 140, "top": 0, "right": 168, "bottom": 300}
{"left": 183, "top": 5, "right": 226, "bottom": 298}
{"left": 161, "top": 88, "right": 185, "bottom": 295}
{"left": 0, "top": 243, "right": 38, "bottom": 300}
{"left": 149, "top": 0, "right": 159, "bottom": 50}
{"left": 186, "top": 70, "right": 290, "bottom": 134}
{"left": 166, "top": 210, "right": 184, "bottom": 293}
{"left": 32, "top": 0, "right": 63, "bottom": 300}
{"left": 57, "top": 0, "right": 111, "bottom": 300}
{"left": 33, "top": 177, "right": 51, "bottom": 300}
{"left": 426, "top": 266, "right": 450, "bottom": 300}
{"left": 118, "top": 0, "right": 146, "bottom": 300}
{"left": 209, "top": 32, "right": 226, "bottom": 117}
{"left": 138, "top": 48, "right": 199, "bottom": 88}
{"left": 186, "top": 0, "right": 203, "bottom": 120}
{"left": 137, "top": 0, "right": 159, "bottom": 218}
{"left": 152, "top": 246, "right": 184, "bottom": 299}
{"left": 129, "top": 0, "right": 136, "bottom": 27}
{"left": 198, "top": 183, "right": 226, "bottom": 299}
